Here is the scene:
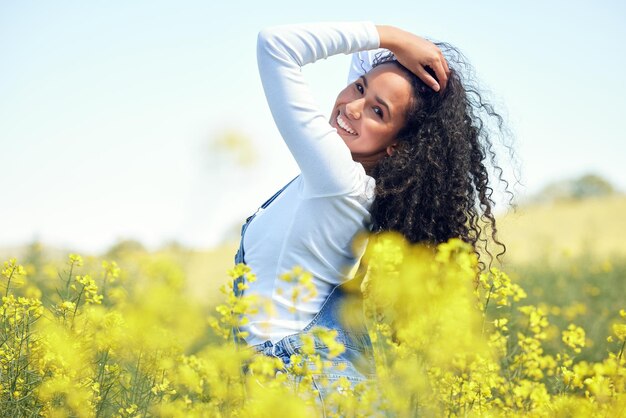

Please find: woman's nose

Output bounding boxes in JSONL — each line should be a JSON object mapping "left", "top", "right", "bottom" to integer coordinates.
{"left": 345, "top": 99, "right": 364, "bottom": 119}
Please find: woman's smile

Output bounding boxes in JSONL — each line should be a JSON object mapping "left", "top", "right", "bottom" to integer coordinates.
{"left": 335, "top": 112, "right": 358, "bottom": 136}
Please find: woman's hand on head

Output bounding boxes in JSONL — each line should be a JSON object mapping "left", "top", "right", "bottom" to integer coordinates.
{"left": 376, "top": 25, "right": 450, "bottom": 92}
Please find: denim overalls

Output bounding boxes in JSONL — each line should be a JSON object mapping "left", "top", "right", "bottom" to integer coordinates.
{"left": 232, "top": 176, "right": 376, "bottom": 410}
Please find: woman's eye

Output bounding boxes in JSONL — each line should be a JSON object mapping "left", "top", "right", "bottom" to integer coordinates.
{"left": 355, "top": 82, "right": 383, "bottom": 118}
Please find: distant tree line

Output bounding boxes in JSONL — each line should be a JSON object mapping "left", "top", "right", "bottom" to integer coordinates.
{"left": 529, "top": 173, "right": 619, "bottom": 204}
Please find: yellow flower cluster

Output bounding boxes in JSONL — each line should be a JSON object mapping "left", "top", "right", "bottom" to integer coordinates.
{"left": 361, "top": 234, "right": 626, "bottom": 416}
{"left": 0, "top": 234, "right": 624, "bottom": 417}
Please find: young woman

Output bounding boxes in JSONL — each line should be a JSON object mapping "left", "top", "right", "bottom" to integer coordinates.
{"left": 232, "top": 20, "right": 513, "bottom": 400}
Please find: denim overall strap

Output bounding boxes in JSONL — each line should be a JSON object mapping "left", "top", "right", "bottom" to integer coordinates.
{"left": 231, "top": 176, "right": 298, "bottom": 346}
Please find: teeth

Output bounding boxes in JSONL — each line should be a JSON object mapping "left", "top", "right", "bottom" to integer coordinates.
{"left": 336, "top": 114, "right": 356, "bottom": 135}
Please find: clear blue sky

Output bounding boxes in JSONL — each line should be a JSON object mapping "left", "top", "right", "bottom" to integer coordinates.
{"left": 1, "top": 1, "right": 624, "bottom": 253}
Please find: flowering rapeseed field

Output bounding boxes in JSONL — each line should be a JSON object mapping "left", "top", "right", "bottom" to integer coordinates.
{"left": 1, "top": 233, "right": 625, "bottom": 417}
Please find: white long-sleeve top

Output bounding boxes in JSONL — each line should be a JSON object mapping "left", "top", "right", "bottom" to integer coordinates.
{"left": 241, "top": 22, "right": 387, "bottom": 345}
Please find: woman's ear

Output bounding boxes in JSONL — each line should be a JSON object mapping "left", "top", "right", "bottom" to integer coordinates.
{"left": 386, "top": 142, "right": 398, "bottom": 156}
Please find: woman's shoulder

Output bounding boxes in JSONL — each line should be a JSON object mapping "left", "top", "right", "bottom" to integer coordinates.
{"left": 299, "top": 162, "right": 376, "bottom": 205}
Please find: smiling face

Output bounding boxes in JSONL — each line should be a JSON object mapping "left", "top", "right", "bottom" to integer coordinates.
{"left": 330, "top": 63, "right": 413, "bottom": 169}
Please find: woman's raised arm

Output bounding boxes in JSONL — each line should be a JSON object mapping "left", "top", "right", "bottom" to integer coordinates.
{"left": 256, "top": 22, "right": 380, "bottom": 197}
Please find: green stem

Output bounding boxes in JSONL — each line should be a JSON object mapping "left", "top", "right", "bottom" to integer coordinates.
{"left": 132, "top": 352, "right": 142, "bottom": 404}
{"left": 4, "top": 264, "right": 15, "bottom": 297}
{"left": 9, "top": 315, "right": 27, "bottom": 393}
{"left": 71, "top": 284, "right": 86, "bottom": 325}
{"left": 481, "top": 284, "right": 495, "bottom": 335}
{"left": 65, "top": 262, "right": 76, "bottom": 300}
{"left": 95, "top": 349, "right": 111, "bottom": 418}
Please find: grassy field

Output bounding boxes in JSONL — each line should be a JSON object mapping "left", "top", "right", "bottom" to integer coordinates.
{"left": 496, "top": 194, "right": 626, "bottom": 265}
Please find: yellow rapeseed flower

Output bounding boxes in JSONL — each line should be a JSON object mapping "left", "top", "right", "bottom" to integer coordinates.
{"left": 562, "top": 324, "right": 586, "bottom": 353}
{"left": 612, "top": 324, "right": 626, "bottom": 341}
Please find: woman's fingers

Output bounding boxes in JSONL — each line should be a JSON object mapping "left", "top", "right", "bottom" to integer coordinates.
{"left": 414, "top": 65, "right": 441, "bottom": 92}
{"left": 380, "top": 26, "right": 451, "bottom": 93}
{"left": 429, "top": 57, "right": 449, "bottom": 92}
{"left": 402, "top": 47, "right": 450, "bottom": 93}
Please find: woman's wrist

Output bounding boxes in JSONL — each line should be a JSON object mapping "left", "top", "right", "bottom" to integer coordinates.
{"left": 375, "top": 25, "right": 403, "bottom": 51}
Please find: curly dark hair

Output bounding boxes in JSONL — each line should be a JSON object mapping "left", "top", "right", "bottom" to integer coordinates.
{"left": 365, "top": 46, "right": 519, "bottom": 272}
